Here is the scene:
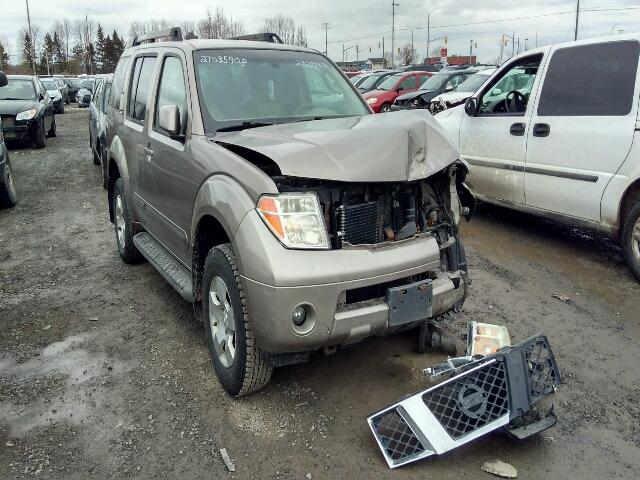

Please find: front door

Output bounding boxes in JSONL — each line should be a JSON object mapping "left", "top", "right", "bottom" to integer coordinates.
{"left": 145, "top": 53, "right": 193, "bottom": 265}
{"left": 459, "top": 54, "right": 544, "bottom": 204}
{"left": 524, "top": 40, "right": 640, "bottom": 222}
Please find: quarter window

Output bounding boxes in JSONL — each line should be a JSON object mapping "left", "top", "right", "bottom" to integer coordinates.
{"left": 537, "top": 41, "right": 640, "bottom": 116}
{"left": 109, "top": 56, "right": 131, "bottom": 110}
{"left": 154, "top": 56, "right": 187, "bottom": 134}
{"left": 128, "top": 56, "right": 157, "bottom": 122}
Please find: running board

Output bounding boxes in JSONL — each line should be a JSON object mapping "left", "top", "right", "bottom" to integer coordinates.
{"left": 133, "top": 232, "right": 194, "bottom": 302}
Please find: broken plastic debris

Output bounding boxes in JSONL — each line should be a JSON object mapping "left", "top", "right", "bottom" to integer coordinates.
{"left": 481, "top": 459, "right": 517, "bottom": 478}
{"left": 467, "top": 321, "right": 511, "bottom": 356}
{"left": 423, "top": 356, "right": 474, "bottom": 379}
{"left": 552, "top": 293, "right": 570, "bottom": 303}
{"left": 220, "top": 448, "right": 235, "bottom": 472}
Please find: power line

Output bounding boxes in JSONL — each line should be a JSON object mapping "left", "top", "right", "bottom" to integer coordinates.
{"left": 328, "top": 4, "right": 640, "bottom": 44}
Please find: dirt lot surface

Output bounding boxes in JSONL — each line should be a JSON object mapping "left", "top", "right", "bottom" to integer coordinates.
{"left": 1, "top": 107, "right": 639, "bottom": 479}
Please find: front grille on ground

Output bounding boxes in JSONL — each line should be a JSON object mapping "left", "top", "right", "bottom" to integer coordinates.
{"left": 370, "top": 409, "right": 426, "bottom": 463}
{"left": 524, "top": 338, "right": 559, "bottom": 401}
{"left": 422, "top": 361, "right": 509, "bottom": 440}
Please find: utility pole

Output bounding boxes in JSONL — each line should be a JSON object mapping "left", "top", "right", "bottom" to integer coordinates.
{"left": 524, "top": 38, "right": 528, "bottom": 51}
{"left": 499, "top": 34, "right": 504, "bottom": 64}
{"left": 322, "top": 22, "right": 330, "bottom": 55}
{"left": 469, "top": 40, "right": 473, "bottom": 64}
{"left": 382, "top": 37, "right": 385, "bottom": 67}
{"left": 25, "top": 0, "right": 36, "bottom": 76}
{"left": 426, "top": 12, "right": 430, "bottom": 60}
{"left": 512, "top": 31, "right": 515, "bottom": 57}
{"left": 391, "top": 1, "right": 399, "bottom": 68}
{"left": 574, "top": 0, "right": 580, "bottom": 41}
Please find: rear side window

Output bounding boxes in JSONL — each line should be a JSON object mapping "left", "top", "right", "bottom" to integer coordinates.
{"left": 538, "top": 41, "right": 640, "bottom": 116}
{"left": 128, "top": 56, "right": 157, "bottom": 122}
{"left": 102, "top": 83, "right": 112, "bottom": 112}
{"left": 109, "top": 56, "right": 131, "bottom": 110}
{"left": 154, "top": 56, "right": 187, "bottom": 133}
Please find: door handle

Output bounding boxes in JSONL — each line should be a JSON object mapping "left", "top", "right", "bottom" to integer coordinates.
{"left": 143, "top": 146, "right": 154, "bottom": 157}
{"left": 532, "top": 123, "right": 550, "bottom": 137}
{"left": 510, "top": 122, "right": 526, "bottom": 136}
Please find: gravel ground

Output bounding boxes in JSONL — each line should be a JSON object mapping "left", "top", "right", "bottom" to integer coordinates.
{"left": 0, "top": 107, "right": 639, "bottom": 479}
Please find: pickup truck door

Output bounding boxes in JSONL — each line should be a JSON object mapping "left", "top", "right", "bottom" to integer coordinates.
{"left": 145, "top": 53, "right": 195, "bottom": 265}
{"left": 524, "top": 40, "right": 640, "bottom": 222}
{"left": 459, "top": 53, "right": 545, "bottom": 204}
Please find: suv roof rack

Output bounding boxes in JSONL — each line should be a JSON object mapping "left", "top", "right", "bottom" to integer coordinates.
{"left": 228, "top": 32, "right": 284, "bottom": 44}
{"left": 131, "top": 27, "right": 183, "bottom": 47}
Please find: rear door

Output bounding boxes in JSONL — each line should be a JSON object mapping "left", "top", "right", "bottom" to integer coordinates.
{"left": 524, "top": 40, "right": 640, "bottom": 222}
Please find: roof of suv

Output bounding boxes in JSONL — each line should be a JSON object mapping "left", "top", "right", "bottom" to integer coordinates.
{"left": 124, "top": 38, "right": 318, "bottom": 55}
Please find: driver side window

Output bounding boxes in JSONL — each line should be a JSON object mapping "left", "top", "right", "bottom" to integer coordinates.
{"left": 478, "top": 54, "right": 542, "bottom": 116}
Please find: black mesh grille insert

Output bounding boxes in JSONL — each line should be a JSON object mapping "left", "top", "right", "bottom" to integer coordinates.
{"left": 422, "top": 361, "right": 509, "bottom": 440}
{"left": 371, "top": 409, "right": 425, "bottom": 462}
{"left": 525, "top": 339, "right": 559, "bottom": 402}
{"left": 343, "top": 201, "right": 380, "bottom": 245}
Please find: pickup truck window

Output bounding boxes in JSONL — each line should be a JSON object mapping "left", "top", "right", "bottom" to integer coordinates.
{"left": 109, "top": 56, "right": 130, "bottom": 110}
{"left": 154, "top": 56, "right": 187, "bottom": 134}
{"left": 128, "top": 56, "right": 157, "bottom": 122}
{"left": 537, "top": 40, "right": 640, "bottom": 117}
{"left": 194, "top": 49, "right": 368, "bottom": 132}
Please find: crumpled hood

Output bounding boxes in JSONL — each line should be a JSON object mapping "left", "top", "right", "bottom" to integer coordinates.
{"left": 0, "top": 100, "right": 36, "bottom": 116}
{"left": 431, "top": 90, "right": 471, "bottom": 105}
{"left": 396, "top": 89, "right": 438, "bottom": 102}
{"left": 214, "top": 110, "right": 459, "bottom": 182}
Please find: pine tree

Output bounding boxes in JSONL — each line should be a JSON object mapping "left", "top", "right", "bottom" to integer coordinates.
{"left": 0, "top": 40, "right": 9, "bottom": 70}
{"left": 95, "top": 23, "right": 105, "bottom": 73}
{"left": 52, "top": 31, "right": 65, "bottom": 71}
{"left": 41, "top": 33, "right": 55, "bottom": 74}
{"left": 21, "top": 30, "right": 35, "bottom": 70}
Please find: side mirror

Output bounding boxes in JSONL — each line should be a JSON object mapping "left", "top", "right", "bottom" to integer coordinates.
{"left": 464, "top": 97, "right": 479, "bottom": 116}
{"left": 445, "top": 85, "right": 455, "bottom": 92}
{"left": 158, "top": 104, "right": 181, "bottom": 138}
{"left": 39, "top": 92, "right": 45, "bottom": 101}
{"left": 491, "top": 88, "right": 502, "bottom": 96}
{"left": 396, "top": 86, "right": 404, "bottom": 93}
{"left": 0, "top": 72, "right": 7, "bottom": 88}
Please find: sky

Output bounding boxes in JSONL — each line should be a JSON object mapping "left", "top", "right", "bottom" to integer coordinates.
{"left": 1, "top": 0, "right": 640, "bottom": 65}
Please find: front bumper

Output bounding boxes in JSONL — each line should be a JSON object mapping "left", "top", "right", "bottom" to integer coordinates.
{"left": 234, "top": 210, "right": 466, "bottom": 353}
{"left": 0, "top": 116, "right": 38, "bottom": 141}
{"left": 391, "top": 103, "right": 422, "bottom": 111}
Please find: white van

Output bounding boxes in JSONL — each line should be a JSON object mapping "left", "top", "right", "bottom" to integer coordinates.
{"left": 436, "top": 34, "right": 640, "bottom": 281}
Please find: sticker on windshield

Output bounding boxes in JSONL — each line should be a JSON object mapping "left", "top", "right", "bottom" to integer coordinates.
{"left": 296, "top": 60, "right": 329, "bottom": 69}
{"left": 199, "top": 55, "right": 247, "bottom": 65}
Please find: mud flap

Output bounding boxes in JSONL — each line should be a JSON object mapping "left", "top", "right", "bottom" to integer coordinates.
{"left": 367, "top": 335, "right": 560, "bottom": 468}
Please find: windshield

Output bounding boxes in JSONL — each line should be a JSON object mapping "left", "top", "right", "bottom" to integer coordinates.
{"left": 41, "top": 79, "right": 57, "bottom": 90}
{"left": 81, "top": 79, "right": 94, "bottom": 89}
{"left": 358, "top": 73, "right": 388, "bottom": 90}
{"left": 194, "top": 49, "right": 369, "bottom": 132}
{"left": 71, "top": 79, "right": 82, "bottom": 87}
{"left": 456, "top": 73, "right": 491, "bottom": 93}
{"left": 0, "top": 79, "right": 36, "bottom": 100}
{"left": 419, "top": 73, "right": 451, "bottom": 90}
{"left": 377, "top": 74, "right": 402, "bottom": 91}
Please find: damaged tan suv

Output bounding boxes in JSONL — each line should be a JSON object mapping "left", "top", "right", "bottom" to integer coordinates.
{"left": 104, "top": 28, "right": 475, "bottom": 396}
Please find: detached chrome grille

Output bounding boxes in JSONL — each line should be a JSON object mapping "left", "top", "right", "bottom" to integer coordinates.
{"left": 525, "top": 338, "right": 559, "bottom": 401}
{"left": 370, "top": 409, "right": 426, "bottom": 463}
{"left": 422, "top": 361, "right": 509, "bottom": 440}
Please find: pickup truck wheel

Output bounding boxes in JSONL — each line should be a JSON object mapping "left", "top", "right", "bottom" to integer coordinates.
{"left": 622, "top": 201, "right": 640, "bottom": 281}
{"left": 113, "top": 178, "right": 142, "bottom": 264}
{"left": 203, "top": 244, "right": 272, "bottom": 397}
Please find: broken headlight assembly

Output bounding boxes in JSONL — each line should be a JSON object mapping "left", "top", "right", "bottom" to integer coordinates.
{"left": 367, "top": 334, "right": 561, "bottom": 469}
{"left": 257, "top": 193, "right": 330, "bottom": 250}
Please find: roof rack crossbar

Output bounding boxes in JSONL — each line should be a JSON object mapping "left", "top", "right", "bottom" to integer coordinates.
{"left": 228, "top": 32, "right": 284, "bottom": 44}
{"left": 131, "top": 27, "right": 183, "bottom": 47}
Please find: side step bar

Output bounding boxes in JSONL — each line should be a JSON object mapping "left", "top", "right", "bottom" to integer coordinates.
{"left": 133, "top": 232, "right": 194, "bottom": 302}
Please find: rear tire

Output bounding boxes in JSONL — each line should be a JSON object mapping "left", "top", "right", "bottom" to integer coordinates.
{"left": 93, "top": 142, "right": 101, "bottom": 165}
{"left": 622, "top": 200, "right": 640, "bottom": 281}
{"left": 112, "top": 178, "right": 142, "bottom": 264}
{"left": 34, "top": 120, "right": 46, "bottom": 148}
{"left": 100, "top": 146, "right": 108, "bottom": 190}
{"left": 203, "top": 244, "right": 272, "bottom": 397}
{"left": 0, "top": 153, "right": 18, "bottom": 209}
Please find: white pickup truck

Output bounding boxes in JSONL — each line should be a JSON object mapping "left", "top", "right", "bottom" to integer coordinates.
{"left": 436, "top": 34, "right": 640, "bottom": 280}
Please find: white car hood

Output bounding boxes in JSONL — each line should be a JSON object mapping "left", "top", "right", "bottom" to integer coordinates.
{"left": 431, "top": 90, "right": 472, "bottom": 105}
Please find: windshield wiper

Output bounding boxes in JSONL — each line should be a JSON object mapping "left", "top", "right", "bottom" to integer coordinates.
{"left": 216, "top": 121, "right": 274, "bottom": 132}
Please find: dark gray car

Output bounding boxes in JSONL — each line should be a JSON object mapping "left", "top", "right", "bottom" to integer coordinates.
{"left": 0, "top": 72, "right": 17, "bottom": 209}
{"left": 105, "top": 28, "right": 475, "bottom": 397}
{"left": 89, "top": 74, "right": 112, "bottom": 188}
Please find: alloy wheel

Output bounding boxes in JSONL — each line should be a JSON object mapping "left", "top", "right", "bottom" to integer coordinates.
{"left": 209, "top": 276, "right": 236, "bottom": 368}
{"left": 114, "top": 194, "right": 125, "bottom": 249}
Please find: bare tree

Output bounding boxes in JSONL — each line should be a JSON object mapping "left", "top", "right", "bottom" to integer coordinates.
{"left": 227, "top": 16, "right": 246, "bottom": 38}
{"left": 399, "top": 44, "right": 418, "bottom": 65}
{"left": 52, "top": 19, "right": 71, "bottom": 66}
{"left": 197, "top": 7, "right": 232, "bottom": 39}
{"left": 181, "top": 20, "right": 197, "bottom": 39}
{"left": 295, "top": 26, "right": 307, "bottom": 47}
{"left": 262, "top": 14, "right": 296, "bottom": 45}
{"left": 72, "top": 17, "right": 96, "bottom": 73}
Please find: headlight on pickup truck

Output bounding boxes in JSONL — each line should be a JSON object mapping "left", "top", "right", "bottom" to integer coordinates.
{"left": 16, "top": 109, "right": 37, "bottom": 121}
{"left": 257, "top": 193, "right": 330, "bottom": 250}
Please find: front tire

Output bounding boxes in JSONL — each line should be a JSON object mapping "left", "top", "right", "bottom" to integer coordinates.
{"left": 380, "top": 103, "right": 391, "bottom": 113}
{"left": 203, "top": 244, "right": 272, "bottom": 397}
{"left": 112, "top": 178, "right": 142, "bottom": 264}
{"left": 34, "top": 120, "right": 46, "bottom": 148}
{"left": 0, "top": 154, "right": 18, "bottom": 209}
{"left": 47, "top": 117, "right": 56, "bottom": 138}
{"left": 622, "top": 200, "right": 640, "bottom": 281}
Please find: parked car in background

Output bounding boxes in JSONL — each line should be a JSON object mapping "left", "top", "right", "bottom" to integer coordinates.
{"left": 63, "top": 78, "right": 81, "bottom": 102}
{"left": 0, "top": 72, "right": 17, "bottom": 209}
{"left": 53, "top": 77, "right": 70, "bottom": 104}
{"left": 430, "top": 68, "right": 496, "bottom": 114}
{"left": 356, "top": 70, "right": 397, "bottom": 94}
{"left": 436, "top": 35, "right": 640, "bottom": 281}
{"left": 77, "top": 82, "right": 93, "bottom": 108}
{"left": 349, "top": 72, "right": 370, "bottom": 87}
{"left": 398, "top": 64, "right": 440, "bottom": 73}
{"left": 89, "top": 74, "right": 112, "bottom": 188}
{"left": 344, "top": 71, "right": 362, "bottom": 78}
{"left": 362, "top": 71, "right": 431, "bottom": 112}
{"left": 0, "top": 75, "right": 56, "bottom": 148}
{"left": 40, "top": 78, "right": 65, "bottom": 114}
{"left": 392, "top": 67, "right": 477, "bottom": 111}
{"left": 105, "top": 29, "right": 473, "bottom": 397}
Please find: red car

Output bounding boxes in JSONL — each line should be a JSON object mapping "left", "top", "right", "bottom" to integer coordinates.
{"left": 362, "top": 71, "right": 432, "bottom": 113}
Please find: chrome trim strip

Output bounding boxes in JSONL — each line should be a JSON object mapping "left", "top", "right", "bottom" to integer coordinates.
{"left": 466, "top": 158, "right": 598, "bottom": 182}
